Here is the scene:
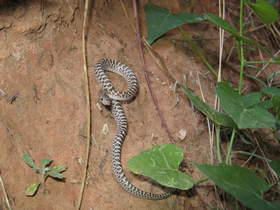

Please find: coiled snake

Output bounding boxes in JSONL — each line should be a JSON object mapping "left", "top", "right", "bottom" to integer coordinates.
{"left": 94, "top": 58, "right": 172, "bottom": 200}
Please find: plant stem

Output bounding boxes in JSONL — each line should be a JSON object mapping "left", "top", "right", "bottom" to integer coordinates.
{"left": 40, "top": 171, "right": 46, "bottom": 193}
{"left": 246, "top": 60, "right": 280, "bottom": 65}
{"left": 225, "top": 128, "right": 236, "bottom": 164}
{"left": 195, "top": 177, "right": 209, "bottom": 185}
{"left": 215, "top": 126, "right": 222, "bottom": 163}
{"left": 238, "top": 0, "right": 245, "bottom": 94}
{"left": 233, "top": 151, "right": 271, "bottom": 162}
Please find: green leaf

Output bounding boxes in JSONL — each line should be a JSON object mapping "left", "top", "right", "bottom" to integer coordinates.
{"left": 194, "top": 163, "right": 280, "bottom": 210}
{"left": 144, "top": 4, "right": 204, "bottom": 44}
{"left": 261, "top": 87, "right": 280, "bottom": 96}
{"left": 270, "top": 159, "right": 280, "bottom": 177}
{"left": 249, "top": 0, "right": 279, "bottom": 24}
{"left": 203, "top": 13, "right": 255, "bottom": 44}
{"left": 258, "top": 100, "right": 273, "bottom": 109}
{"left": 40, "top": 158, "right": 52, "bottom": 167}
{"left": 216, "top": 82, "right": 276, "bottom": 129}
{"left": 128, "top": 144, "right": 195, "bottom": 190}
{"left": 203, "top": 13, "right": 237, "bottom": 36}
{"left": 180, "top": 84, "right": 236, "bottom": 128}
{"left": 47, "top": 165, "right": 67, "bottom": 179}
{"left": 144, "top": 4, "right": 257, "bottom": 46}
{"left": 21, "top": 153, "right": 35, "bottom": 168}
{"left": 47, "top": 171, "right": 64, "bottom": 179}
{"left": 47, "top": 172, "right": 62, "bottom": 179}
{"left": 49, "top": 165, "right": 67, "bottom": 173}
{"left": 242, "top": 92, "right": 262, "bottom": 108}
{"left": 25, "top": 183, "right": 40, "bottom": 196}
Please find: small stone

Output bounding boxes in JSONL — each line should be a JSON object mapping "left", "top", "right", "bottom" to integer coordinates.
{"left": 96, "top": 103, "right": 102, "bottom": 111}
{"left": 176, "top": 129, "right": 187, "bottom": 140}
{"left": 102, "top": 123, "right": 109, "bottom": 135}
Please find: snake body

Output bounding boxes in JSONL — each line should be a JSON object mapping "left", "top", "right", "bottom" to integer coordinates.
{"left": 94, "top": 58, "right": 172, "bottom": 200}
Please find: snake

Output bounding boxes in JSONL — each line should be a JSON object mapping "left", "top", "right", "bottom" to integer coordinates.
{"left": 94, "top": 58, "right": 172, "bottom": 200}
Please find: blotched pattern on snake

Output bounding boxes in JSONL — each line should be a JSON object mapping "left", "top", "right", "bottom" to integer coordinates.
{"left": 94, "top": 58, "right": 172, "bottom": 200}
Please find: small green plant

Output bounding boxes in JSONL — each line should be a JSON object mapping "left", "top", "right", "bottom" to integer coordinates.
{"left": 21, "top": 153, "right": 67, "bottom": 196}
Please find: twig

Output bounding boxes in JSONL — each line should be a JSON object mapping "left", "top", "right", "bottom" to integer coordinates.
{"left": 76, "top": 0, "right": 92, "bottom": 209}
{"left": 120, "top": 0, "right": 136, "bottom": 33}
{"left": 0, "top": 173, "right": 12, "bottom": 210}
{"left": 255, "top": 49, "right": 280, "bottom": 77}
{"left": 132, "top": 0, "right": 174, "bottom": 143}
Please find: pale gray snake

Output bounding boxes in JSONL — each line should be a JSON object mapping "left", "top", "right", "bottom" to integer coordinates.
{"left": 94, "top": 58, "right": 172, "bottom": 200}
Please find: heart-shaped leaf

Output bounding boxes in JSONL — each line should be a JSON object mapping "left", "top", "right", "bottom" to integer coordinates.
{"left": 128, "top": 144, "right": 194, "bottom": 190}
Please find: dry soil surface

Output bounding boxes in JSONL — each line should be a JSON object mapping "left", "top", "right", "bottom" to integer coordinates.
{"left": 0, "top": 1, "right": 219, "bottom": 209}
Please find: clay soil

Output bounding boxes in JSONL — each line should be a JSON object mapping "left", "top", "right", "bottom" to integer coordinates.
{"left": 0, "top": 1, "right": 224, "bottom": 209}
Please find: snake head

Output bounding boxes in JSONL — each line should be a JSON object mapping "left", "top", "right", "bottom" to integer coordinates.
{"left": 99, "top": 90, "right": 112, "bottom": 107}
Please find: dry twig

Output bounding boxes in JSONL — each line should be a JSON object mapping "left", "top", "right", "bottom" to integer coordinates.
{"left": 0, "top": 174, "right": 11, "bottom": 210}
{"left": 132, "top": 0, "right": 174, "bottom": 143}
{"left": 76, "top": 0, "right": 92, "bottom": 209}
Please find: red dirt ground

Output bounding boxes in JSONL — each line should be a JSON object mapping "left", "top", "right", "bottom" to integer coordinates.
{"left": 0, "top": 1, "right": 223, "bottom": 209}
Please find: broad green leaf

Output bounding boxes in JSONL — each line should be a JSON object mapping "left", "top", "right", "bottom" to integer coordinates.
{"left": 261, "top": 87, "right": 280, "bottom": 96}
{"left": 242, "top": 92, "right": 262, "bottom": 108}
{"left": 249, "top": 0, "right": 279, "bottom": 24}
{"left": 194, "top": 163, "right": 280, "bottom": 210}
{"left": 237, "top": 106, "right": 275, "bottom": 128}
{"left": 270, "top": 159, "right": 280, "bottom": 177}
{"left": 144, "top": 4, "right": 205, "bottom": 44}
{"left": 47, "top": 171, "right": 64, "bottom": 179}
{"left": 40, "top": 158, "right": 52, "bottom": 167}
{"left": 25, "top": 183, "right": 40, "bottom": 196}
{"left": 21, "top": 153, "right": 35, "bottom": 168}
{"left": 128, "top": 144, "right": 194, "bottom": 190}
{"left": 49, "top": 165, "right": 67, "bottom": 173}
{"left": 145, "top": 4, "right": 257, "bottom": 46}
{"left": 180, "top": 84, "right": 236, "bottom": 128}
{"left": 217, "top": 82, "right": 276, "bottom": 129}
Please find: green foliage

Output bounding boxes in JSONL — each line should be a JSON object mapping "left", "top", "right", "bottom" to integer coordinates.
{"left": 261, "top": 87, "right": 280, "bottom": 96}
{"left": 25, "top": 183, "right": 41, "bottom": 196}
{"left": 270, "top": 159, "right": 280, "bottom": 177}
{"left": 180, "top": 83, "right": 278, "bottom": 129}
{"left": 128, "top": 144, "right": 195, "bottom": 190}
{"left": 128, "top": 3, "right": 280, "bottom": 210}
{"left": 144, "top": 4, "right": 256, "bottom": 45}
{"left": 247, "top": 0, "right": 279, "bottom": 24}
{"left": 216, "top": 82, "right": 276, "bottom": 129}
{"left": 40, "top": 158, "right": 52, "bottom": 167}
{"left": 194, "top": 163, "right": 280, "bottom": 210}
{"left": 261, "top": 87, "right": 280, "bottom": 123}
{"left": 203, "top": 13, "right": 253, "bottom": 44}
{"left": 180, "top": 84, "right": 236, "bottom": 128}
{"left": 144, "top": 4, "right": 204, "bottom": 44}
{"left": 21, "top": 153, "right": 67, "bottom": 196}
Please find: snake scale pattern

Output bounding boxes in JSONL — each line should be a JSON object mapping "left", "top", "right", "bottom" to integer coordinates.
{"left": 94, "top": 58, "right": 172, "bottom": 200}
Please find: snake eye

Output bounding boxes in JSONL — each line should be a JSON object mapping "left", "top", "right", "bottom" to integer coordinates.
{"left": 99, "top": 95, "right": 111, "bottom": 106}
